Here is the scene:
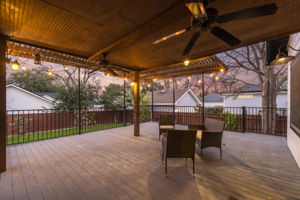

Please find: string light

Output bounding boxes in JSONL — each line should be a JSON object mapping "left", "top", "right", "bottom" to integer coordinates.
{"left": 177, "top": 80, "right": 180, "bottom": 84}
{"left": 160, "top": 82, "right": 164, "bottom": 86}
{"left": 47, "top": 72, "right": 53, "bottom": 76}
{"left": 184, "top": 60, "right": 190, "bottom": 66}
{"left": 147, "top": 83, "right": 151, "bottom": 88}
{"left": 210, "top": 73, "right": 214, "bottom": 77}
{"left": 140, "top": 86, "right": 143, "bottom": 90}
{"left": 188, "top": 76, "right": 191, "bottom": 80}
{"left": 22, "top": 66, "right": 27, "bottom": 71}
{"left": 214, "top": 76, "right": 220, "bottom": 81}
{"left": 198, "top": 80, "right": 202, "bottom": 83}
{"left": 220, "top": 68, "right": 225, "bottom": 72}
{"left": 64, "top": 66, "right": 68, "bottom": 70}
{"left": 130, "top": 82, "right": 135, "bottom": 87}
{"left": 153, "top": 78, "right": 157, "bottom": 81}
{"left": 11, "top": 60, "right": 20, "bottom": 71}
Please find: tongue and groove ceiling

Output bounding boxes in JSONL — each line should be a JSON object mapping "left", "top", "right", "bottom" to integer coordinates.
{"left": 1, "top": 0, "right": 300, "bottom": 71}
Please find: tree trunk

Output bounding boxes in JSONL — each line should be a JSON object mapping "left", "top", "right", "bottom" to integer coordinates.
{"left": 261, "top": 67, "right": 277, "bottom": 134}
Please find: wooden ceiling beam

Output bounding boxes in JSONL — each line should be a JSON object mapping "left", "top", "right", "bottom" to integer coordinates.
{"left": 88, "top": 1, "right": 187, "bottom": 61}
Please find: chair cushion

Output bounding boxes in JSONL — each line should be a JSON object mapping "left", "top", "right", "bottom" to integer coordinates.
{"left": 159, "top": 125, "right": 175, "bottom": 129}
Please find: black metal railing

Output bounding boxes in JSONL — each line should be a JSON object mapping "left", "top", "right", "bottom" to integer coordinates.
{"left": 6, "top": 105, "right": 287, "bottom": 145}
{"left": 148, "top": 105, "right": 287, "bottom": 136}
{"left": 6, "top": 108, "right": 134, "bottom": 145}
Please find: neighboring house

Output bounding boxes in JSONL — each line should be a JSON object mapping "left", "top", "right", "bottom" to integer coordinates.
{"left": 6, "top": 84, "right": 54, "bottom": 110}
{"left": 203, "top": 93, "right": 224, "bottom": 107}
{"left": 149, "top": 88, "right": 201, "bottom": 112}
{"left": 223, "top": 85, "right": 287, "bottom": 114}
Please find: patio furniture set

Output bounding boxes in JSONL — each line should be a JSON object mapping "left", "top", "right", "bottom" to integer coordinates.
{"left": 159, "top": 114, "right": 225, "bottom": 175}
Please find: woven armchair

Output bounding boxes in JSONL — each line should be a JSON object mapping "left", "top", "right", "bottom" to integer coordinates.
{"left": 158, "top": 114, "right": 175, "bottom": 140}
{"left": 189, "top": 118, "right": 225, "bottom": 158}
{"left": 161, "top": 129, "right": 197, "bottom": 175}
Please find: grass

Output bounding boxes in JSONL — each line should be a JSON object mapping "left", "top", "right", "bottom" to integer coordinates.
{"left": 7, "top": 123, "right": 124, "bottom": 145}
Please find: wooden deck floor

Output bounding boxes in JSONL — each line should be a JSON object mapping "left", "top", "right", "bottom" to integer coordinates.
{"left": 0, "top": 122, "right": 300, "bottom": 200}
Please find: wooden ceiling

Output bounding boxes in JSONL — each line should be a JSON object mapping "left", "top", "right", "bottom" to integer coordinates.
{"left": 1, "top": 0, "right": 300, "bottom": 71}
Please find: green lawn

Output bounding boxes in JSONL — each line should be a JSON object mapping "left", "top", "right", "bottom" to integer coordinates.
{"left": 7, "top": 123, "right": 124, "bottom": 145}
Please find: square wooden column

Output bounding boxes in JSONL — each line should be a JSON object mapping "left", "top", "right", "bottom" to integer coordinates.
{"left": 133, "top": 72, "right": 140, "bottom": 136}
{"left": 0, "top": 35, "right": 7, "bottom": 173}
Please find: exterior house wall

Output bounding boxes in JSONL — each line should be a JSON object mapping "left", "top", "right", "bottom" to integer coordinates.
{"left": 204, "top": 102, "right": 224, "bottom": 107}
{"left": 176, "top": 91, "right": 199, "bottom": 106}
{"left": 224, "top": 93, "right": 287, "bottom": 108}
{"left": 6, "top": 86, "right": 53, "bottom": 110}
{"left": 287, "top": 33, "right": 300, "bottom": 168}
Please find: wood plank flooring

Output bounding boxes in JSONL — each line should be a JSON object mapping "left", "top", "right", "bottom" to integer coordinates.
{"left": 0, "top": 122, "right": 299, "bottom": 200}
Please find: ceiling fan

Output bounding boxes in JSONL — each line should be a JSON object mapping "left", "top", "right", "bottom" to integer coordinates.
{"left": 88, "top": 53, "right": 118, "bottom": 76}
{"left": 153, "top": 0, "right": 278, "bottom": 56}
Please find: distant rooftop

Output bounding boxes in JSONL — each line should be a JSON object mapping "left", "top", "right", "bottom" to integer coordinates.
{"left": 203, "top": 93, "right": 224, "bottom": 102}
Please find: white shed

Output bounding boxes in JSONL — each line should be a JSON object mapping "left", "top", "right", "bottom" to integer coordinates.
{"left": 6, "top": 84, "right": 54, "bottom": 110}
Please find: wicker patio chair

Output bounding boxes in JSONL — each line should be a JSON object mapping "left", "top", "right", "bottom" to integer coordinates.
{"left": 161, "top": 129, "right": 197, "bottom": 175}
{"left": 188, "top": 118, "right": 225, "bottom": 158}
{"left": 158, "top": 114, "right": 175, "bottom": 140}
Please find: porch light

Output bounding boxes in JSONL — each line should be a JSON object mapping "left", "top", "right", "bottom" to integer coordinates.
{"left": 184, "top": 59, "right": 190, "bottom": 66}
{"left": 11, "top": 60, "right": 20, "bottom": 71}
{"left": 271, "top": 45, "right": 300, "bottom": 66}
{"left": 271, "top": 51, "right": 294, "bottom": 66}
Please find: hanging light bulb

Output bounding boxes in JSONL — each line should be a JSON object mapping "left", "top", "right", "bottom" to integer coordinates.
{"left": 140, "top": 86, "right": 143, "bottom": 90}
{"left": 198, "top": 80, "right": 202, "bottom": 83}
{"left": 22, "top": 66, "right": 27, "bottom": 71}
{"left": 220, "top": 68, "right": 225, "bottom": 72}
{"left": 214, "top": 76, "right": 220, "bottom": 81}
{"left": 130, "top": 82, "right": 135, "bottom": 87}
{"left": 47, "top": 72, "right": 53, "bottom": 76}
{"left": 188, "top": 76, "right": 191, "bottom": 80}
{"left": 147, "top": 83, "right": 151, "bottom": 88}
{"left": 177, "top": 80, "right": 180, "bottom": 84}
{"left": 33, "top": 53, "right": 41, "bottom": 65}
{"left": 184, "top": 59, "right": 190, "bottom": 66}
{"left": 160, "top": 82, "right": 164, "bottom": 86}
{"left": 64, "top": 66, "right": 68, "bottom": 70}
{"left": 11, "top": 60, "right": 20, "bottom": 71}
{"left": 210, "top": 73, "right": 214, "bottom": 77}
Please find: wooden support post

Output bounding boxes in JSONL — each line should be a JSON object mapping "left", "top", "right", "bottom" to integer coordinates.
{"left": 123, "top": 76, "right": 126, "bottom": 126}
{"left": 78, "top": 67, "right": 81, "bottom": 134}
{"left": 172, "top": 77, "right": 175, "bottom": 118}
{"left": 133, "top": 72, "right": 140, "bottom": 136}
{"left": 0, "top": 35, "right": 7, "bottom": 173}
{"left": 202, "top": 73, "right": 205, "bottom": 125}
{"left": 151, "top": 80, "right": 154, "bottom": 121}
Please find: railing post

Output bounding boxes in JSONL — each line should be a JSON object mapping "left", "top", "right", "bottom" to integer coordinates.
{"left": 151, "top": 80, "right": 154, "bottom": 121}
{"left": 241, "top": 106, "right": 247, "bottom": 133}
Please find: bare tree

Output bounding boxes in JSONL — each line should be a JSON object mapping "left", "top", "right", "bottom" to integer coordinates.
{"left": 216, "top": 42, "right": 287, "bottom": 133}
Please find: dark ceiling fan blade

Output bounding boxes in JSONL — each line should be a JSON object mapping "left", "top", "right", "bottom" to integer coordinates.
{"left": 105, "top": 65, "right": 118, "bottom": 76}
{"left": 153, "top": 27, "right": 191, "bottom": 44}
{"left": 210, "top": 27, "right": 241, "bottom": 47}
{"left": 217, "top": 3, "right": 278, "bottom": 23}
{"left": 183, "top": 31, "right": 201, "bottom": 55}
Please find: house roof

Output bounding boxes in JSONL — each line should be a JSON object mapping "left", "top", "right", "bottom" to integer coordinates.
{"left": 34, "top": 92, "right": 57, "bottom": 99}
{"left": 223, "top": 83, "right": 288, "bottom": 95}
{"left": 6, "top": 84, "right": 54, "bottom": 103}
{"left": 149, "top": 88, "right": 200, "bottom": 104}
{"left": 203, "top": 93, "right": 224, "bottom": 102}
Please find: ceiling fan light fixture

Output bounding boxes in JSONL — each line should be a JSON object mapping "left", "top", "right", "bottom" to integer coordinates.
{"left": 185, "top": 2, "right": 207, "bottom": 20}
